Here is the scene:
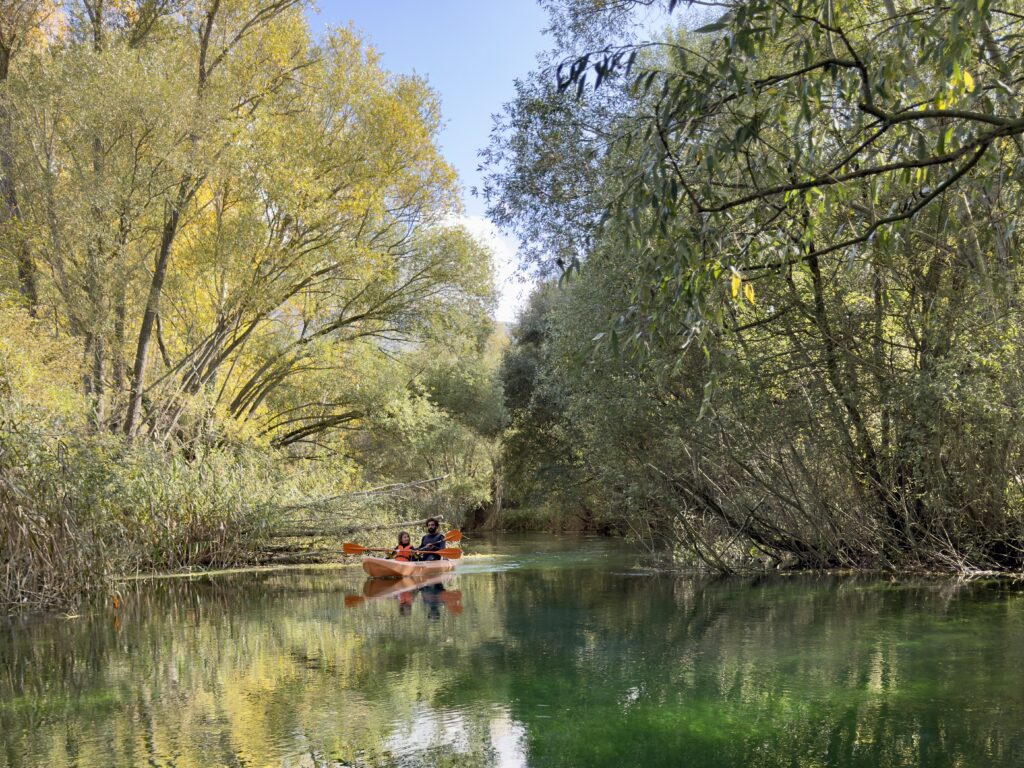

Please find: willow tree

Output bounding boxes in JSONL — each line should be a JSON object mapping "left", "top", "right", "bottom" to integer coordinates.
{"left": 1, "top": 0, "right": 493, "bottom": 455}
{"left": 134, "top": 26, "right": 492, "bottom": 451}
{"left": 0, "top": 1, "right": 57, "bottom": 316}
{"left": 490, "top": 0, "right": 1024, "bottom": 569}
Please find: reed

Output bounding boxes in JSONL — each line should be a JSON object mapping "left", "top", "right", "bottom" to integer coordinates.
{"left": 0, "top": 403, "right": 286, "bottom": 614}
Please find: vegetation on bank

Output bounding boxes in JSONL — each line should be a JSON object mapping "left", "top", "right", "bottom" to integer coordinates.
{"left": 488, "top": 0, "right": 1024, "bottom": 572}
{"left": 0, "top": 0, "right": 506, "bottom": 614}
{"left": 8, "top": 0, "right": 1024, "bottom": 612}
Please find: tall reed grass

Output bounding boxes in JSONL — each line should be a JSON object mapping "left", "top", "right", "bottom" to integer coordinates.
{"left": 0, "top": 402, "right": 285, "bottom": 614}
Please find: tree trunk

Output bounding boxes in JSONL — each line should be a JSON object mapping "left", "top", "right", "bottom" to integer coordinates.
{"left": 123, "top": 193, "right": 184, "bottom": 436}
{"left": 0, "top": 47, "right": 39, "bottom": 315}
{"left": 113, "top": 285, "right": 127, "bottom": 391}
{"left": 488, "top": 458, "right": 503, "bottom": 527}
{"left": 83, "top": 330, "right": 104, "bottom": 427}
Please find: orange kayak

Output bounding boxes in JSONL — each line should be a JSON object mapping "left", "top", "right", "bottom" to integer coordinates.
{"left": 361, "top": 556, "right": 456, "bottom": 579}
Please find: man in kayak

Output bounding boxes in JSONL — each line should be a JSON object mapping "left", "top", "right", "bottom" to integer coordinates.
{"left": 415, "top": 517, "right": 446, "bottom": 561}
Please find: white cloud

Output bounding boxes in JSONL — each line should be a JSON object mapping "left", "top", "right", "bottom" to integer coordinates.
{"left": 451, "top": 215, "right": 532, "bottom": 324}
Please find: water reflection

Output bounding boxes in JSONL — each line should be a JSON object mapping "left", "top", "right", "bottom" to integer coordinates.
{"left": 346, "top": 575, "right": 463, "bottom": 618}
{"left": 0, "top": 537, "right": 1023, "bottom": 767}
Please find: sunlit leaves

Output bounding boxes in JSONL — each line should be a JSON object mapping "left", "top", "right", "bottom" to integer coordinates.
{"left": 533, "top": 0, "right": 1024, "bottom": 362}
{"left": 1, "top": 0, "right": 498, "bottom": 461}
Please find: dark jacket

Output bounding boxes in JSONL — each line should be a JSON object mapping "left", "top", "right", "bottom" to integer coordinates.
{"left": 417, "top": 531, "right": 446, "bottom": 561}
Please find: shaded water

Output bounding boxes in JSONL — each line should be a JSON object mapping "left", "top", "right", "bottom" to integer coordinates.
{"left": 2, "top": 534, "right": 1024, "bottom": 767}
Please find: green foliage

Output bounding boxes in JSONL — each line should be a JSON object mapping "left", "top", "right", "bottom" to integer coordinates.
{"left": 488, "top": 0, "right": 1024, "bottom": 570}
{"left": 0, "top": 2, "right": 504, "bottom": 612}
{"left": 498, "top": 283, "right": 618, "bottom": 531}
{"left": 0, "top": 395, "right": 286, "bottom": 613}
{"left": 350, "top": 330, "right": 507, "bottom": 524}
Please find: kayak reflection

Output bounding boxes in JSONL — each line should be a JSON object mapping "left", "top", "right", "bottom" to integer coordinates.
{"left": 344, "top": 573, "right": 462, "bottom": 617}
{"left": 419, "top": 582, "right": 462, "bottom": 618}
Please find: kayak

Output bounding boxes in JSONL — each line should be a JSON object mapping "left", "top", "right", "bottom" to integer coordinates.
{"left": 361, "top": 555, "right": 456, "bottom": 579}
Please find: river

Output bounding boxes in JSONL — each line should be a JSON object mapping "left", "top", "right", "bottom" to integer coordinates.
{"left": 1, "top": 534, "right": 1023, "bottom": 767}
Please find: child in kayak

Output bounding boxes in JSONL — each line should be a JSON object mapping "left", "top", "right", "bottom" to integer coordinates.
{"left": 393, "top": 531, "right": 414, "bottom": 562}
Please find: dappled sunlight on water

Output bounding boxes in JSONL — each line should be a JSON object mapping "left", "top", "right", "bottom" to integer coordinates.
{"left": 2, "top": 534, "right": 1023, "bottom": 767}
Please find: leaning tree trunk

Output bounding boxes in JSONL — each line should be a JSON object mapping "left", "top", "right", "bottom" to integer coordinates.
{"left": 123, "top": 195, "right": 183, "bottom": 436}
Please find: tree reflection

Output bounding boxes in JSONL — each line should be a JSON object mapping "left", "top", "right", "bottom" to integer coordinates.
{"left": 1, "top": 559, "right": 1022, "bottom": 768}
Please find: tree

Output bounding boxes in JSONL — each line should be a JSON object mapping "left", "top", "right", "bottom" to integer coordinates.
{"left": 1, "top": 2, "right": 495, "bottom": 453}
{"left": 120, "top": 0, "right": 307, "bottom": 436}
{"left": 553, "top": 1, "right": 1024, "bottom": 346}
{"left": 0, "top": 0, "right": 56, "bottom": 315}
{"left": 486, "top": 0, "right": 1024, "bottom": 570}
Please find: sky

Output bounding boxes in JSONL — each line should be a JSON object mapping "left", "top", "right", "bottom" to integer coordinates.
{"left": 307, "top": 1, "right": 553, "bottom": 323}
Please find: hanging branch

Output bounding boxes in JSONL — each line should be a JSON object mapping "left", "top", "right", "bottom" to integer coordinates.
{"left": 276, "top": 475, "right": 449, "bottom": 513}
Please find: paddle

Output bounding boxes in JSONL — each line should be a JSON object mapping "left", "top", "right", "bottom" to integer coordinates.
{"left": 442, "top": 591, "right": 463, "bottom": 615}
{"left": 341, "top": 542, "right": 463, "bottom": 559}
{"left": 341, "top": 528, "right": 461, "bottom": 555}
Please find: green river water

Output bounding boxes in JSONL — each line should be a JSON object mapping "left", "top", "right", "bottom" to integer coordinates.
{"left": 1, "top": 534, "right": 1023, "bottom": 768}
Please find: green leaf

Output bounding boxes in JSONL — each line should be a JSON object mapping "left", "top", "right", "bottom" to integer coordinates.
{"left": 694, "top": 11, "right": 734, "bottom": 34}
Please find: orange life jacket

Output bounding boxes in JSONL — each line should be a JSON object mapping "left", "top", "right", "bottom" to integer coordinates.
{"left": 394, "top": 544, "right": 414, "bottom": 562}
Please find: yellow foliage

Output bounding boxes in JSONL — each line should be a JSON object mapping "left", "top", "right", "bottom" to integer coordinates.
{"left": 0, "top": 297, "right": 84, "bottom": 421}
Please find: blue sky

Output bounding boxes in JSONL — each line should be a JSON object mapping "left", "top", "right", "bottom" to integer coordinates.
{"left": 308, "top": 1, "right": 553, "bottom": 321}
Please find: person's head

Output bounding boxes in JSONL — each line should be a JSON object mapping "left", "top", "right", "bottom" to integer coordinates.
{"left": 398, "top": 531, "right": 410, "bottom": 547}
{"left": 425, "top": 517, "right": 439, "bottom": 534}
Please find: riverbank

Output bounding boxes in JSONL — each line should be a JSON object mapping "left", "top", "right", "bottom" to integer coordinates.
{"left": 0, "top": 410, "right": 276, "bottom": 614}
{"left": 0, "top": 402, "right": 472, "bottom": 616}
